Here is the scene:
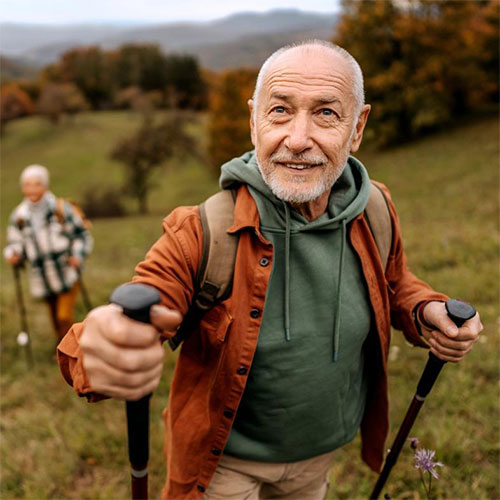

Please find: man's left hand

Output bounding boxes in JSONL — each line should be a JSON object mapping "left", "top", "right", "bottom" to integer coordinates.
{"left": 419, "top": 301, "right": 483, "bottom": 362}
{"left": 67, "top": 256, "right": 81, "bottom": 269}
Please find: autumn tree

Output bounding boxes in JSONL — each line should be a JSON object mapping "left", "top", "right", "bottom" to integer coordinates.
{"left": 111, "top": 112, "right": 197, "bottom": 213}
{"left": 0, "top": 83, "right": 35, "bottom": 130}
{"left": 37, "top": 83, "right": 88, "bottom": 123}
{"left": 207, "top": 68, "right": 257, "bottom": 175}
{"left": 108, "top": 44, "right": 168, "bottom": 93}
{"left": 164, "top": 55, "right": 208, "bottom": 109}
{"left": 334, "top": 0, "right": 499, "bottom": 146}
{"left": 44, "top": 46, "right": 111, "bottom": 108}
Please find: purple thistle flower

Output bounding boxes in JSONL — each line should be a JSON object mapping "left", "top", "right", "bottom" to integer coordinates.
{"left": 414, "top": 448, "right": 444, "bottom": 479}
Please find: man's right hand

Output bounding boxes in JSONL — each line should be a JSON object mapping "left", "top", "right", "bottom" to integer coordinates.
{"left": 80, "top": 303, "right": 183, "bottom": 401}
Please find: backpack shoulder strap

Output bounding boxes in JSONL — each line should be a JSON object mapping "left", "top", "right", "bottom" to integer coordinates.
{"left": 55, "top": 197, "right": 66, "bottom": 225}
{"left": 168, "top": 189, "right": 238, "bottom": 350}
{"left": 56, "top": 197, "right": 92, "bottom": 229}
{"left": 195, "top": 189, "right": 238, "bottom": 308}
{"left": 365, "top": 181, "right": 393, "bottom": 271}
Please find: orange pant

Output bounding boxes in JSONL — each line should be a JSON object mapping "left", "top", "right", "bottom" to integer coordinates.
{"left": 46, "top": 282, "right": 79, "bottom": 340}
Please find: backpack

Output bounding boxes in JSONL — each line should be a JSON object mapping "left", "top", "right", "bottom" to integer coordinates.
{"left": 56, "top": 198, "right": 92, "bottom": 230}
{"left": 168, "top": 182, "right": 392, "bottom": 350}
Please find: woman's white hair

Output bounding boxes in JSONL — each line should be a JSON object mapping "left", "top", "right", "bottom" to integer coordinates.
{"left": 20, "top": 164, "right": 50, "bottom": 187}
{"left": 252, "top": 40, "right": 365, "bottom": 115}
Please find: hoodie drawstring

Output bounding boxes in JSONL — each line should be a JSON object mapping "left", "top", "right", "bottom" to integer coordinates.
{"left": 284, "top": 202, "right": 291, "bottom": 341}
{"left": 332, "top": 219, "right": 347, "bottom": 362}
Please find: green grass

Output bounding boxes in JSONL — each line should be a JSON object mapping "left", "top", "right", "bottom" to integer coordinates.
{"left": 1, "top": 112, "right": 498, "bottom": 499}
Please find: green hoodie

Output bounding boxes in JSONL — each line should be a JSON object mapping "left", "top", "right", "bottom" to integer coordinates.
{"left": 221, "top": 151, "right": 373, "bottom": 462}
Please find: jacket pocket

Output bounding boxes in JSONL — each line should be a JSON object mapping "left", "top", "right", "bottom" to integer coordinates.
{"left": 199, "top": 304, "right": 233, "bottom": 347}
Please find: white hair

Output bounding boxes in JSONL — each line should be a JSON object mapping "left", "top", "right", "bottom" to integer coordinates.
{"left": 252, "top": 40, "right": 365, "bottom": 117}
{"left": 20, "top": 164, "right": 50, "bottom": 187}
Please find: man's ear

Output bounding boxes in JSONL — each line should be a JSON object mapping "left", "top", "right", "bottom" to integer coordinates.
{"left": 350, "top": 104, "right": 371, "bottom": 153}
{"left": 248, "top": 99, "right": 256, "bottom": 146}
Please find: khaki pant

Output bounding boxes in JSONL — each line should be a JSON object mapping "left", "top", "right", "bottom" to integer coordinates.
{"left": 203, "top": 450, "right": 334, "bottom": 500}
{"left": 46, "top": 282, "right": 79, "bottom": 340}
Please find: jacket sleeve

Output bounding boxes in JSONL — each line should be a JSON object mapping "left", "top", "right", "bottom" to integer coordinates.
{"left": 3, "top": 213, "right": 25, "bottom": 261}
{"left": 380, "top": 183, "right": 449, "bottom": 347}
{"left": 57, "top": 206, "right": 203, "bottom": 398}
{"left": 63, "top": 202, "right": 93, "bottom": 263}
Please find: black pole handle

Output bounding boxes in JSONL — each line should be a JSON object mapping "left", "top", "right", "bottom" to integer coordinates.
{"left": 110, "top": 283, "right": 161, "bottom": 499}
{"left": 416, "top": 299, "right": 476, "bottom": 398}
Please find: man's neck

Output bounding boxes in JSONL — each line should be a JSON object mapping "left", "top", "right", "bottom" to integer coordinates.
{"left": 289, "top": 190, "right": 330, "bottom": 222}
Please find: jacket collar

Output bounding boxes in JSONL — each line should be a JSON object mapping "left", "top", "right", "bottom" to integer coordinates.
{"left": 228, "top": 185, "right": 271, "bottom": 246}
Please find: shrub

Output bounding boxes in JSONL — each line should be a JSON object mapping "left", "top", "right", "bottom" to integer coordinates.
{"left": 80, "top": 184, "right": 127, "bottom": 218}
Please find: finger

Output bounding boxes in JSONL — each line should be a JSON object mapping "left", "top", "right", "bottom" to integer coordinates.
{"left": 87, "top": 305, "right": 161, "bottom": 347}
{"left": 82, "top": 330, "right": 164, "bottom": 373}
{"left": 89, "top": 376, "right": 163, "bottom": 401}
{"left": 150, "top": 305, "right": 183, "bottom": 331}
{"left": 434, "top": 315, "right": 460, "bottom": 338}
{"left": 428, "top": 336, "right": 473, "bottom": 356}
{"left": 85, "top": 354, "right": 163, "bottom": 390}
{"left": 430, "top": 328, "right": 478, "bottom": 345}
{"left": 457, "top": 313, "right": 483, "bottom": 338}
{"left": 429, "top": 330, "right": 476, "bottom": 351}
{"left": 429, "top": 344, "right": 469, "bottom": 363}
{"left": 104, "top": 342, "right": 164, "bottom": 374}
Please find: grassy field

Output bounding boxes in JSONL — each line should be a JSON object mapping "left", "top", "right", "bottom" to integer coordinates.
{"left": 0, "top": 111, "right": 498, "bottom": 500}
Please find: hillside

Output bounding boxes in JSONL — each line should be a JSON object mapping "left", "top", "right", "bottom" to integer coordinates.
{"left": 0, "top": 9, "right": 337, "bottom": 70}
{"left": 0, "top": 112, "right": 498, "bottom": 499}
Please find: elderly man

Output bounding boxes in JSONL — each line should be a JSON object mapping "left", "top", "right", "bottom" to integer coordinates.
{"left": 57, "top": 41, "right": 482, "bottom": 500}
{"left": 4, "top": 165, "right": 93, "bottom": 341}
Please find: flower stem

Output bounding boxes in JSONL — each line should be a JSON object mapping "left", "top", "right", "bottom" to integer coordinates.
{"left": 419, "top": 469, "right": 429, "bottom": 499}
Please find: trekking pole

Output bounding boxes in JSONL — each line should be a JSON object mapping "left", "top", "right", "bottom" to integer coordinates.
{"left": 110, "top": 283, "right": 161, "bottom": 500}
{"left": 78, "top": 276, "right": 93, "bottom": 312}
{"left": 12, "top": 265, "right": 34, "bottom": 367}
{"left": 369, "top": 299, "right": 476, "bottom": 500}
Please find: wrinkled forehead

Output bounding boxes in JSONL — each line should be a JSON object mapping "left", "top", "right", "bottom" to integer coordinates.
{"left": 259, "top": 46, "right": 354, "bottom": 105}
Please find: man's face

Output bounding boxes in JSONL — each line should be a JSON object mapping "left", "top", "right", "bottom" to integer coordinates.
{"left": 22, "top": 177, "right": 47, "bottom": 203}
{"left": 250, "top": 47, "right": 369, "bottom": 204}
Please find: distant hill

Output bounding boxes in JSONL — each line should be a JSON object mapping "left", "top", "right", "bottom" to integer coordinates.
{"left": 0, "top": 9, "right": 338, "bottom": 71}
{"left": 0, "top": 55, "right": 39, "bottom": 82}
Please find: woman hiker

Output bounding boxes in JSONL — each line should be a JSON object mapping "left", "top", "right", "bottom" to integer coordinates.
{"left": 4, "top": 164, "right": 93, "bottom": 342}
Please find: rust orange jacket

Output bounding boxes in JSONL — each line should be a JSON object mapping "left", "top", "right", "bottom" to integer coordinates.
{"left": 58, "top": 182, "right": 448, "bottom": 499}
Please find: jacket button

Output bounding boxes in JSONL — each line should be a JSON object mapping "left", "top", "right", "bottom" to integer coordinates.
{"left": 250, "top": 308, "right": 260, "bottom": 318}
{"left": 211, "top": 448, "right": 221, "bottom": 456}
{"left": 197, "top": 485, "right": 205, "bottom": 492}
{"left": 259, "top": 257, "right": 269, "bottom": 267}
{"left": 237, "top": 366, "right": 248, "bottom": 375}
{"left": 224, "top": 409, "right": 234, "bottom": 418}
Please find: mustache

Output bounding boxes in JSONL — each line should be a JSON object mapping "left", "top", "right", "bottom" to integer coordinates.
{"left": 269, "top": 151, "right": 327, "bottom": 165}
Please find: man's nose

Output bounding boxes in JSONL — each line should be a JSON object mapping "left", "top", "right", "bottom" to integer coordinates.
{"left": 283, "top": 113, "right": 313, "bottom": 153}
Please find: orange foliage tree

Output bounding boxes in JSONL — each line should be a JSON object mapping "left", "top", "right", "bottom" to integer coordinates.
{"left": 0, "top": 83, "right": 35, "bottom": 130}
{"left": 334, "top": 0, "right": 499, "bottom": 146}
{"left": 207, "top": 68, "right": 257, "bottom": 176}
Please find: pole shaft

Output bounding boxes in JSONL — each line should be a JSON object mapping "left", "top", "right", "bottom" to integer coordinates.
{"left": 370, "top": 397, "right": 423, "bottom": 499}
{"left": 369, "top": 299, "right": 476, "bottom": 499}
{"left": 13, "top": 266, "right": 34, "bottom": 366}
{"left": 79, "top": 277, "right": 93, "bottom": 311}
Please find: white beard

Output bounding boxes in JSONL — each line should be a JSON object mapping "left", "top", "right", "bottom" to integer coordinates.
{"left": 254, "top": 125, "right": 356, "bottom": 204}
{"left": 259, "top": 164, "right": 343, "bottom": 204}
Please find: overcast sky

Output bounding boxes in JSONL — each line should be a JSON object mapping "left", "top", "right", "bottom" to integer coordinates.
{"left": 0, "top": 0, "right": 339, "bottom": 24}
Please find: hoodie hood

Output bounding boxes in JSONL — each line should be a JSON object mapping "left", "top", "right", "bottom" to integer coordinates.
{"left": 220, "top": 150, "right": 371, "bottom": 361}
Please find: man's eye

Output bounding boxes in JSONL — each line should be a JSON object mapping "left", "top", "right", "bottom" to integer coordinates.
{"left": 320, "top": 108, "right": 334, "bottom": 116}
{"left": 272, "top": 106, "right": 286, "bottom": 114}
